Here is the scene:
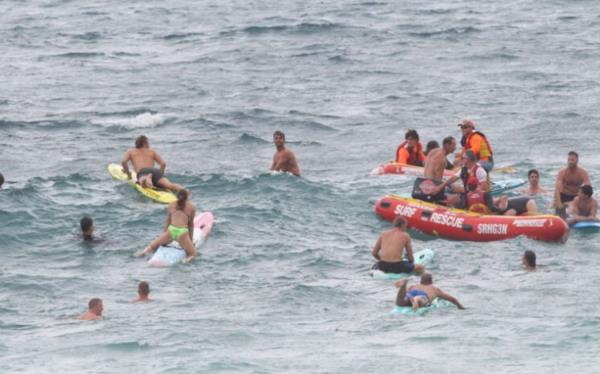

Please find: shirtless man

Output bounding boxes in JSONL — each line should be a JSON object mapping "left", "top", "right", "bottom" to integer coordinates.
{"left": 413, "top": 136, "right": 460, "bottom": 205}
{"left": 133, "top": 281, "right": 153, "bottom": 302}
{"left": 121, "top": 135, "right": 183, "bottom": 192}
{"left": 78, "top": 298, "right": 103, "bottom": 320}
{"left": 424, "top": 136, "right": 457, "bottom": 181}
{"left": 371, "top": 216, "right": 424, "bottom": 274}
{"left": 521, "top": 169, "right": 548, "bottom": 195}
{"left": 395, "top": 273, "right": 465, "bottom": 311}
{"left": 271, "top": 131, "right": 300, "bottom": 176}
{"left": 567, "top": 185, "right": 599, "bottom": 225}
{"left": 553, "top": 151, "right": 591, "bottom": 217}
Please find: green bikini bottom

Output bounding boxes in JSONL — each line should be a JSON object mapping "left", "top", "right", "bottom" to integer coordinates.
{"left": 168, "top": 224, "right": 189, "bottom": 241}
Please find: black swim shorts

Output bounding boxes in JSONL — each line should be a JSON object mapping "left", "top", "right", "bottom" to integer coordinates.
{"left": 374, "top": 260, "right": 415, "bottom": 274}
{"left": 138, "top": 168, "right": 163, "bottom": 186}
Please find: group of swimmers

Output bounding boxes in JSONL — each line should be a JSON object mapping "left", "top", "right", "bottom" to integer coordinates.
{"left": 394, "top": 119, "right": 598, "bottom": 222}
{"left": 19, "top": 120, "right": 592, "bottom": 316}
{"left": 367, "top": 119, "right": 598, "bottom": 311}
{"left": 77, "top": 281, "right": 152, "bottom": 320}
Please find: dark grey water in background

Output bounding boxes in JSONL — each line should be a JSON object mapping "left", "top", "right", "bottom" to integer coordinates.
{"left": 1, "top": 1, "right": 600, "bottom": 373}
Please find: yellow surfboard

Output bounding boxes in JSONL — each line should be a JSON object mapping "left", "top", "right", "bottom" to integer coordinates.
{"left": 107, "top": 163, "right": 177, "bottom": 204}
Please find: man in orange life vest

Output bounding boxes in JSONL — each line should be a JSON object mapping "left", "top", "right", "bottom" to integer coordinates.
{"left": 396, "top": 129, "right": 426, "bottom": 166}
{"left": 457, "top": 119, "right": 494, "bottom": 172}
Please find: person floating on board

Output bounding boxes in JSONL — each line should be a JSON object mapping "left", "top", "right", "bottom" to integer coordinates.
{"left": 523, "top": 250, "right": 536, "bottom": 271}
{"left": 413, "top": 136, "right": 461, "bottom": 205}
{"left": 371, "top": 216, "right": 425, "bottom": 275}
{"left": 136, "top": 189, "right": 197, "bottom": 263}
{"left": 121, "top": 135, "right": 184, "bottom": 192}
{"left": 395, "top": 273, "right": 465, "bottom": 311}
{"left": 456, "top": 119, "right": 494, "bottom": 172}
{"left": 566, "top": 185, "right": 599, "bottom": 225}
{"left": 521, "top": 169, "right": 548, "bottom": 195}
{"left": 553, "top": 151, "right": 591, "bottom": 218}
{"left": 453, "top": 177, "right": 537, "bottom": 216}
{"left": 271, "top": 130, "right": 300, "bottom": 176}
{"left": 78, "top": 298, "right": 103, "bottom": 320}
{"left": 395, "top": 129, "right": 426, "bottom": 166}
{"left": 80, "top": 216, "right": 104, "bottom": 243}
{"left": 133, "top": 281, "right": 153, "bottom": 303}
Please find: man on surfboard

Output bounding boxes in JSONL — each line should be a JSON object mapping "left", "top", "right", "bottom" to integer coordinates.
{"left": 121, "top": 135, "right": 183, "bottom": 192}
{"left": 371, "top": 216, "right": 424, "bottom": 275}
{"left": 566, "top": 185, "right": 599, "bottom": 225}
{"left": 395, "top": 274, "right": 465, "bottom": 311}
{"left": 271, "top": 131, "right": 300, "bottom": 176}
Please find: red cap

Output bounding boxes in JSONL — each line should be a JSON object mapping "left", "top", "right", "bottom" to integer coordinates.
{"left": 467, "top": 176, "right": 479, "bottom": 186}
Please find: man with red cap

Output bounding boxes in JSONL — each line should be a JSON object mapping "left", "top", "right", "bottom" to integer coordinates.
{"left": 457, "top": 119, "right": 494, "bottom": 172}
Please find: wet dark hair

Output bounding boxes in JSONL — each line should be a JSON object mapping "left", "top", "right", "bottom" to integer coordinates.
{"left": 176, "top": 189, "right": 188, "bottom": 210}
{"left": 405, "top": 129, "right": 419, "bottom": 141}
{"left": 524, "top": 250, "right": 536, "bottom": 268}
{"left": 420, "top": 273, "right": 433, "bottom": 285}
{"left": 581, "top": 184, "right": 593, "bottom": 197}
{"left": 393, "top": 216, "right": 406, "bottom": 228}
{"left": 568, "top": 151, "right": 579, "bottom": 159}
{"left": 527, "top": 169, "right": 539, "bottom": 177}
{"left": 0, "top": 172, "right": 4, "bottom": 187}
{"left": 273, "top": 130, "right": 285, "bottom": 139}
{"left": 135, "top": 135, "right": 149, "bottom": 149}
{"left": 425, "top": 140, "right": 439, "bottom": 155}
{"left": 138, "top": 281, "right": 150, "bottom": 296}
{"left": 80, "top": 216, "right": 93, "bottom": 234}
{"left": 442, "top": 136, "right": 455, "bottom": 147}
{"left": 89, "top": 298, "right": 102, "bottom": 310}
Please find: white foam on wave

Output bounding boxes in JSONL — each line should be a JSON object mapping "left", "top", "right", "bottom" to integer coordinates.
{"left": 93, "top": 112, "right": 175, "bottom": 128}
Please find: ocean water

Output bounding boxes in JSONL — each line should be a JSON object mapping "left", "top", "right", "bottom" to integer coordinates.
{"left": 1, "top": 1, "right": 600, "bottom": 373}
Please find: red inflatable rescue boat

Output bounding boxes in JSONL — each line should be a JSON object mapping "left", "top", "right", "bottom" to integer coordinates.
{"left": 375, "top": 195, "right": 568, "bottom": 242}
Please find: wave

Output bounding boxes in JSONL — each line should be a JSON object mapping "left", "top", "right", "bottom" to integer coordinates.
{"left": 237, "top": 133, "right": 270, "bottom": 144}
{"left": 0, "top": 119, "right": 86, "bottom": 130}
{"left": 222, "top": 22, "right": 348, "bottom": 37}
{"left": 408, "top": 26, "right": 481, "bottom": 38}
{"left": 92, "top": 111, "right": 174, "bottom": 129}
{"left": 39, "top": 52, "right": 106, "bottom": 60}
{"left": 161, "top": 32, "right": 204, "bottom": 41}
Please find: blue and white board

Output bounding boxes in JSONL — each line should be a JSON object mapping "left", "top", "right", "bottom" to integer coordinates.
{"left": 391, "top": 299, "right": 449, "bottom": 316}
{"left": 369, "top": 249, "right": 435, "bottom": 280}
{"left": 490, "top": 178, "right": 526, "bottom": 195}
{"left": 572, "top": 221, "right": 600, "bottom": 231}
{"left": 148, "top": 212, "right": 214, "bottom": 266}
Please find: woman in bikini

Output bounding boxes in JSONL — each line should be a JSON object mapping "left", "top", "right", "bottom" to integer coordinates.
{"left": 136, "top": 189, "right": 197, "bottom": 263}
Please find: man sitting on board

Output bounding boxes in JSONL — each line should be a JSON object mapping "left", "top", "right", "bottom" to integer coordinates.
{"left": 521, "top": 169, "right": 548, "bottom": 195}
{"left": 78, "top": 298, "right": 103, "bottom": 320}
{"left": 553, "top": 151, "right": 591, "bottom": 218}
{"left": 395, "top": 129, "right": 426, "bottom": 166}
{"left": 271, "top": 130, "right": 300, "bottom": 176}
{"left": 121, "top": 135, "right": 183, "bottom": 192}
{"left": 371, "top": 216, "right": 424, "bottom": 275}
{"left": 566, "top": 185, "right": 599, "bottom": 225}
{"left": 395, "top": 273, "right": 465, "bottom": 311}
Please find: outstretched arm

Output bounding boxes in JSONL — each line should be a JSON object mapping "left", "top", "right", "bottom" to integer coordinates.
{"left": 188, "top": 206, "right": 196, "bottom": 242}
{"left": 372, "top": 236, "right": 382, "bottom": 260}
{"left": 437, "top": 289, "right": 465, "bottom": 310}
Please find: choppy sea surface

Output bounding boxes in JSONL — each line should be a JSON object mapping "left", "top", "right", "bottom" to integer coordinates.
{"left": 2, "top": 1, "right": 600, "bottom": 373}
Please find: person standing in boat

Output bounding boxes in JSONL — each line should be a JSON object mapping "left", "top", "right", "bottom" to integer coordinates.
{"left": 395, "top": 129, "right": 426, "bottom": 166}
{"left": 456, "top": 119, "right": 494, "bottom": 172}
{"left": 553, "top": 151, "right": 591, "bottom": 218}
